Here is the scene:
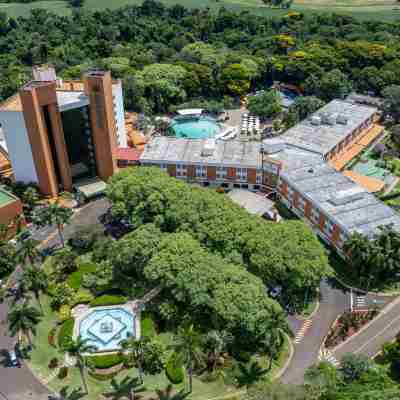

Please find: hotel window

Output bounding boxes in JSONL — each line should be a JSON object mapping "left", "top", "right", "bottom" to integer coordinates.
{"left": 176, "top": 164, "right": 187, "bottom": 177}
{"left": 236, "top": 168, "right": 247, "bottom": 181}
{"left": 256, "top": 170, "right": 263, "bottom": 184}
{"left": 216, "top": 166, "right": 227, "bottom": 179}
{"left": 310, "top": 208, "right": 320, "bottom": 225}
{"left": 324, "top": 219, "right": 335, "bottom": 237}
{"left": 297, "top": 196, "right": 306, "bottom": 214}
{"left": 159, "top": 163, "right": 167, "bottom": 171}
{"left": 196, "top": 165, "right": 207, "bottom": 178}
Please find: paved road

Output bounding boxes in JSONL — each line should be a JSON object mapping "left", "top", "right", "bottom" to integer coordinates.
{"left": 281, "top": 279, "right": 350, "bottom": 384}
{"left": 0, "top": 197, "right": 110, "bottom": 400}
{"left": 333, "top": 297, "right": 400, "bottom": 360}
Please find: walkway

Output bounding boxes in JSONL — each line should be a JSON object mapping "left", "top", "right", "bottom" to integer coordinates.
{"left": 281, "top": 279, "right": 349, "bottom": 384}
{"left": 0, "top": 197, "right": 110, "bottom": 400}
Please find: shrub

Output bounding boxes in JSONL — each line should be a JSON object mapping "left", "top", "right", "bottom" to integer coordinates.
{"left": 48, "top": 327, "right": 57, "bottom": 347}
{"left": 58, "top": 366, "right": 68, "bottom": 379}
{"left": 165, "top": 352, "right": 184, "bottom": 384}
{"left": 70, "top": 289, "right": 95, "bottom": 307}
{"left": 233, "top": 350, "right": 252, "bottom": 363}
{"left": 88, "top": 354, "right": 125, "bottom": 369}
{"left": 67, "top": 262, "right": 97, "bottom": 290}
{"left": 58, "top": 305, "right": 71, "bottom": 322}
{"left": 50, "top": 283, "right": 75, "bottom": 310}
{"left": 141, "top": 314, "right": 156, "bottom": 338}
{"left": 58, "top": 318, "right": 74, "bottom": 349}
{"left": 90, "top": 294, "right": 126, "bottom": 307}
{"left": 48, "top": 358, "right": 59, "bottom": 369}
{"left": 142, "top": 339, "right": 165, "bottom": 375}
{"left": 88, "top": 370, "right": 120, "bottom": 381}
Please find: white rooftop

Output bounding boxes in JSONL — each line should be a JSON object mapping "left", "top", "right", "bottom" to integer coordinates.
{"left": 57, "top": 91, "right": 89, "bottom": 112}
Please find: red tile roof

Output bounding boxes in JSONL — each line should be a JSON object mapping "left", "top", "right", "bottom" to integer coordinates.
{"left": 115, "top": 147, "right": 142, "bottom": 162}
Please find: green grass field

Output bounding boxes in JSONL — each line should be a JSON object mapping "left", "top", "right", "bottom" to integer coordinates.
{"left": 1, "top": 0, "right": 400, "bottom": 20}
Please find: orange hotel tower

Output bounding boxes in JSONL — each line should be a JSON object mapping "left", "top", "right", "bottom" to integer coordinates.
{"left": 0, "top": 67, "right": 128, "bottom": 197}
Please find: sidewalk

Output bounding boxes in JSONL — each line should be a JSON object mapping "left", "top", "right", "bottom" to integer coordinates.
{"left": 333, "top": 297, "right": 400, "bottom": 359}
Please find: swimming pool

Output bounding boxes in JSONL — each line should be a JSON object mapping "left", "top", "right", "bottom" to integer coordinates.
{"left": 169, "top": 116, "right": 221, "bottom": 139}
{"left": 78, "top": 307, "right": 136, "bottom": 352}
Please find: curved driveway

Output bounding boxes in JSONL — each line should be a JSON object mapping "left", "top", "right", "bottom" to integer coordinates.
{"left": 281, "top": 279, "right": 349, "bottom": 384}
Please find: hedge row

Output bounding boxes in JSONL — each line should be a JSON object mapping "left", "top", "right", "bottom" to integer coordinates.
{"left": 57, "top": 318, "right": 74, "bottom": 349}
{"left": 88, "top": 353, "right": 125, "bottom": 369}
{"left": 165, "top": 352, "right": 184, "bottom": 384}
{"left": 89, "top": 294, "right": 127, "bottom": 307}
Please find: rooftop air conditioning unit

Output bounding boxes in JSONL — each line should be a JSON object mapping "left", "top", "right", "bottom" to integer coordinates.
{"left": 336, "top": 114, "right": 348, "bottom": 125}
{"left": 202, "top": 139, "right": 216, "bottom": 156}
{"left": 310, "top": 115, "right": 322, "bottom": 126}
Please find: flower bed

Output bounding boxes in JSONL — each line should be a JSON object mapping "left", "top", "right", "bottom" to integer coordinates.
{"left": 325, "top": 310, "right": 379, "bottom": 349}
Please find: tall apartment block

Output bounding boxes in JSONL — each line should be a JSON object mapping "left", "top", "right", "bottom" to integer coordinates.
{"left": 0, "top": 67, "right": 127, "bottom": 197}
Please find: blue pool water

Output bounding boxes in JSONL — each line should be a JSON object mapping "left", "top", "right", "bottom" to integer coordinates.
{"left": 170, "top": 116, "right": 221, "bottom": 139}
{"left": 79, "top": 307, "right": 135, "bottom": 352}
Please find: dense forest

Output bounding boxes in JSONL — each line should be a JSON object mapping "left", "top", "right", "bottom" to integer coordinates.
{"left": 0, "top": 0, "right": 400, "bottom": 113}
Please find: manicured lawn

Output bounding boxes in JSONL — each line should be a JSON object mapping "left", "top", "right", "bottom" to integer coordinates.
{"left": 27, "top": 295, "right": 248, "bottom": 400}
{"left": 2, "top": 0, "right": 400, "bottom": 20}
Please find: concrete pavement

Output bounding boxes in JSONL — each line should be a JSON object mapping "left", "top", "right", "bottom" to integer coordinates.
{"left": 281, "top": 279, "right": 350, "bottom": 384}
{"left": 0, "top": 197, "right": 110, "bottom": 400}
{"left": 333, "top": 297, "right": 400, "bottom": 360}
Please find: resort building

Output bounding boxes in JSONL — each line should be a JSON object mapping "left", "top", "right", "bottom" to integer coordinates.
{"left": 140, "top": 99, "right": 399, "bottom": 257}
{"left": 0, "top": 187, "right": 25, "bottom": 237}
{"left": 0, "top": 67, "right": 127, "bottom": 197}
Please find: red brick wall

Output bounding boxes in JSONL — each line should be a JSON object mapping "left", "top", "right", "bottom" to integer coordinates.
{"left": 0, "top": 199, "right": 25, "bottom": 238}
{"left": 247, "top": 168, "right": 257, "bottom": 184}
{"left": 304, "top": 200, "right": 311, "bottom": 219}
{"left": 167, "top": 164, "right": 176, "bottom": 177}
{"left": 207, "top": 166, "right": 216, "bottom": 181}
{"left": 227, "top": 167, "right": 236, "bottom": 180}
{"left": 318, "top": 213, "right": 326, "bottom": 231}
{"left": 187, "top": 165, "right": 195, "bottom": 178}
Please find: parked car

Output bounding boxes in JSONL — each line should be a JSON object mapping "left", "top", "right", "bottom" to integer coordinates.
{"left": 8, "top": 350, "right": 20, "bottom": 367}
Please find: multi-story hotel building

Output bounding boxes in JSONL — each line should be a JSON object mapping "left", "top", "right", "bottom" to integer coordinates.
{"left": 0, "top": 67, "right": 127, "bottom": 197}
{"left": 140, "top": 99, "right": 399, "bottom": 257}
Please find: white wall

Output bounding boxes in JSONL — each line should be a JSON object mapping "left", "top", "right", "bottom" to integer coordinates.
{"left": 112, "top": 82, "right": 128, "bottom": 148}
{"left": 0, "top": 111, "right": 38, "bottom": 183}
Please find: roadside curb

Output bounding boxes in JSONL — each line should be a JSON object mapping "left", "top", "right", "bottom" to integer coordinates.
{"left": 273, "top": 333, "right": 294, "bottom": 381}
{"left": 297, "top": 299, "right": 320, "bottom": 321}
{"left": 334, "top": 274, "right": 400, "bottom": 297}
{"left": 326, "top": 296, "right": 400, "bottom": 356}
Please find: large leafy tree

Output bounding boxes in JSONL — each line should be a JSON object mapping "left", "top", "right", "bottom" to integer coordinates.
{"left": 170, "top": 324, "right": 204, "bottom": 393}
{"left": 33, "top": 203, "right": 73, "bottom": 248}
{"left": 21, "top": 265, "right": 48, "bottom": 313}
{"left": 247, "top": 90, "right": 282, "bottom": 118}
{"left": 62, "top": 336, "right": 97, "bottom": 394}
{"left": 7, "top": 302, "right": 41, "bottom": 347}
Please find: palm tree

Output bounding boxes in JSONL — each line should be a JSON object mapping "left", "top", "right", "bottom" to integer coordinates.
{"left": 21, "top": 265, "right": 48, "bottom": 313}
{"left": 205, "top": 330, "right": 233, "bottom": 371}
{"left": 18, "top": 238, "right": 40, "bottom": 266}
{"left": 104, "top": 376, "right": 145, "bottom": 400}
{"left": 121, "top": 336, "right": 147, "bottom": 384}
{"left": 170, "top": 324, "right": 204, "bottom": 393}
{"left": 33, "top": 202, "right": 73, "bottom": 247}
{"left": 7, "top": 302, "right": 41, "bottom": 348}
{"left": 62, "top": 336, "right": 97, "bottom": 394}
{"left": 236, "top": 361, "right": 268, "bottom": 388}
{"left": 152, "top": 384, "right": 188, "bottom": 400}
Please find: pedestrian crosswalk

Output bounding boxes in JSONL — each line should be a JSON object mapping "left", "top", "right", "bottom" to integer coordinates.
{"left": 355, "top": 296, "right": 366, "bottom": 308}
{"left": 319, "top": 349, "right": 340, "bottom": 367}
{"left": 293, "top": 319, "right": 312, "bottom": 344}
